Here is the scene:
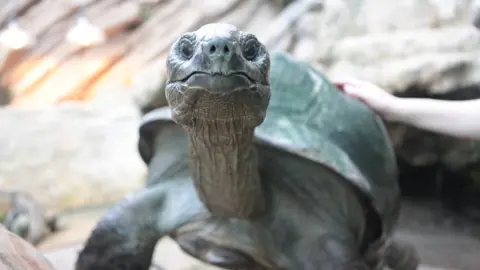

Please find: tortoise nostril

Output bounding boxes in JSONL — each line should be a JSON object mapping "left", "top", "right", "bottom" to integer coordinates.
{"left": 203, "top": 38, "right": 234, "bottom": 60}
{"left": 209, "top": 45, "right": 216, "bottom": 54}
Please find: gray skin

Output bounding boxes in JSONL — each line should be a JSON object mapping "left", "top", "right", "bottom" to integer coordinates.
{"left": 1, "top": 191, "right": 56, "bottom": 245}
{"left": 76, "top": 24, "right": 418, "bottom": 270}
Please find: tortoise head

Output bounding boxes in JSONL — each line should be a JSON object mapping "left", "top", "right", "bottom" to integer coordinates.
{"left": 165, "top": 23, "right": 271, "bottom": 129}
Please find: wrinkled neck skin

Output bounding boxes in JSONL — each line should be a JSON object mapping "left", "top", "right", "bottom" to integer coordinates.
{"left": 186, "top": 119, "right": 266, "bottom": 220}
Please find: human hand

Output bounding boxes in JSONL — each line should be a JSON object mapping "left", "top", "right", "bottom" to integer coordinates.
{"left": 333, "top": 78, "right": 398, "bottom": 120}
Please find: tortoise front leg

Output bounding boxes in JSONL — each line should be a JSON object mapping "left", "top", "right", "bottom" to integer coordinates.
{"left": 76, "top": 180, "right": 207, "bottom": 270}
{"left": 294, "top": 234, "right": 371, "bottom": 270}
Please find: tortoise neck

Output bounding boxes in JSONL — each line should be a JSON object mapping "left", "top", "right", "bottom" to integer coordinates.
{"left": 186, "top": 120, "right": 266, "bottom": 220}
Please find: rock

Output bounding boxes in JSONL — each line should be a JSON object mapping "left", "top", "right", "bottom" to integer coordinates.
{"left": 291, "top": 11, "right": 321, "bottom": 62}
{"left": 129, "top": 59, "right": 168, "bottom": 114}
{"left": 387, "top": 123, "right": 480, "bottom": 169}
{"left": 0, "top": 103, "right": 146, "bottom": 211}
{"left": 353, "top": 0, "right": 469, "bottom": 34}
{"left": 325, "top": 26, "right": 480, "bottom": 95}
{"left": 315, "top": 0, "right": 480, "bottom": 95}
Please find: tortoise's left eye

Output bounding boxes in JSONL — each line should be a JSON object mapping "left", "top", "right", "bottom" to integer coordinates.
{"left": 243, "top": 38, "right": 259, "bottom": 61}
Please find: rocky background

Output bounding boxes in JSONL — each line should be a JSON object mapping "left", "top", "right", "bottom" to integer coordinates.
{"left": 0, "top": 0, "right": 479, "bottom": 269}
{"left": 0, "top": 0, "right": 479, "bottom": 234}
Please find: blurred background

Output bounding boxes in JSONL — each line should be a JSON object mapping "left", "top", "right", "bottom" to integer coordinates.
{"left": 0, "top": 0, "right": 479, "bottom": 269}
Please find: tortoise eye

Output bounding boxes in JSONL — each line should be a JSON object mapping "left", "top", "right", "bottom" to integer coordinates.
{"left": 243, "top": 38, "right": 259, "bottom": 61}
{"left": 178, "top": 35, "right": 195, "bottom": 59}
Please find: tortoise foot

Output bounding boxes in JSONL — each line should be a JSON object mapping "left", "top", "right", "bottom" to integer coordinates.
{"left": 175, "top": 233, "right": 263, "bottom": 270}
{"left": 386, "top": 240, "right": 420, "bottom": 270}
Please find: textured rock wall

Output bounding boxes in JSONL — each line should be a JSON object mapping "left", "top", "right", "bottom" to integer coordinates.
{"left": 0, "top": 103, "right": 146, "bottom": 210}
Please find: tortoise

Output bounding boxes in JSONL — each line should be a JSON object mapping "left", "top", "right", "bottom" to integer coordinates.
{"left": 76, "top": 23, "right": 419, "bottom": 270}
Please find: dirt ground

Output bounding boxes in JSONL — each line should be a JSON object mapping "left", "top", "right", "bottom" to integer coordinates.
{"left": 36, "top": 200, "right": 480, "bottom": 270}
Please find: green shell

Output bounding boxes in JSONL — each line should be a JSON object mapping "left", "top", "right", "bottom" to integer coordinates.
{"left": 256, "top": 52, "right": 400, "bottom": 234}
{"left": 138, "top": 52, "right": 400, "bottom": 235}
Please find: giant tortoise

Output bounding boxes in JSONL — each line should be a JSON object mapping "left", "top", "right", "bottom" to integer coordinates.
{"left": 76, "top": 23, "right": 419, "bottom": 270}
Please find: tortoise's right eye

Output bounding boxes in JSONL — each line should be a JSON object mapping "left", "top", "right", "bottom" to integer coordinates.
{"left": 178, "top": 36, "right": 195, "bottom": 59}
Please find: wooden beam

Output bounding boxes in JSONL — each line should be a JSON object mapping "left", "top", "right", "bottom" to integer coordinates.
{"left": 88, "top": 0, "right": 249, "bottom": 97}
{"left": 9, "top": 0, "right": 133, "bottom": 99}
{"left": 128, "top": 0, "right": 245, "bottom": 68}
{"left": 13, "top": 43, "right": 126, "bottom": 106}
{"left": 217, "top": 0, "right": 263, "bottom": 30}
{"left": 3, "top": 20, "right": 75, "bottom": 86}
{"left": 0, "top": 0, "right": 39, "bottom": 28}
{"left": 89, "top": 0, "right": 275, "bottom": 100}
{"left": 85, "top": 0, "right": 194, "bottom": 93}
{"left": 19, "top": 0, "right": 97, "bottom": 38}
{"left": 0, "top": 0, "right": 102, "bottom": 82}
{"left": 125, "top": 0, "right": 190, "bottom": 46}
{"left": 259, "top": 0, "right": 322, "bottom": 48}
{"left": 59, "top": 43, "right": 127, "bottom": 102}
{"left": 92, "top": 2, "right": 142, "bottom": 37}
{"left": 243, "top": 0, "right": 278, "bottom": 36}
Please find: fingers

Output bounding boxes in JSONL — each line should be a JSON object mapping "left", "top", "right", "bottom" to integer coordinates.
{"left": 332, "top": 78, "right": 368, "bottom": 95}
{"left": 332, "top": 78, "right": 361, "bottom": 95}
{"left": 333, "top": 77, "right": 382, "bottom": 93}
{"left": 332, "top": 77, "right": 365, "bottom": 87}
{"left": 333, "top": 77, "right": 388, "bottom": 96}
{"left": 332, "top": 80, "right": 369, "bottom": 106}
{"left": 333, "top": 82, "right": 347, "bottom": 92}
{"left": 341, "top": 85, "right": 368, "bottom": 104}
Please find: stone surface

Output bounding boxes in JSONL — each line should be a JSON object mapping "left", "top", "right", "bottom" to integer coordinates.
{"left": 314, "top": 0, "right": 477, "bottom": 65}
{"left": 325, "top": 26, "right": 480, "bottom": 95}
{"left": 0, "top": 103, "right": 146, "bottom": 211}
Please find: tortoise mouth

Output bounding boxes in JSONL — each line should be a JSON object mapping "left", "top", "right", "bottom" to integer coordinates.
{"left": 179, "top": 72, "right": 258, "bottom": 93}
{"left": 166, "top": 71, "right": 270, "bottom": 127}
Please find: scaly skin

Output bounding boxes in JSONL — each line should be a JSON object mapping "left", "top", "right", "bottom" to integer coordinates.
{"left": 77, "top": 24, "right": 418, "bottom": 270}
